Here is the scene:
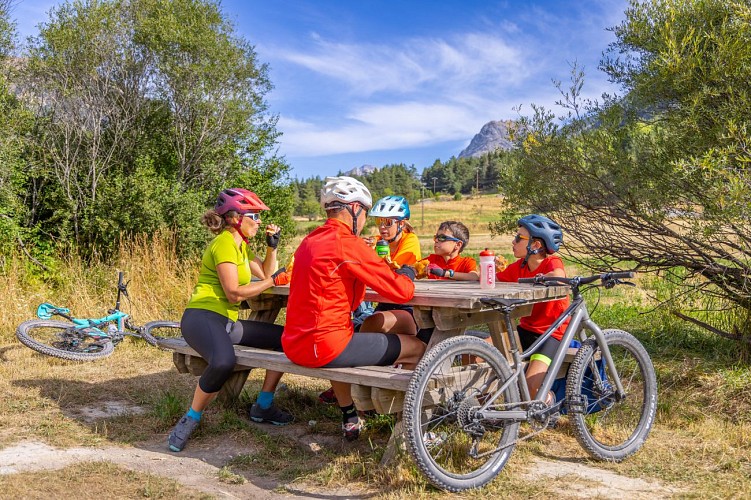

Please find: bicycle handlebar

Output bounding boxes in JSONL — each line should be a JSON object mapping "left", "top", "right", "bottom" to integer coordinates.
{"left": 518, "top": 271, "right": 635, "bottom": 287}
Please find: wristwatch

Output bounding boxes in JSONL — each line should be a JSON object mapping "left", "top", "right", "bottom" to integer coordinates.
{"left": 447, "top": 269, "right": 455, "bottom": 279}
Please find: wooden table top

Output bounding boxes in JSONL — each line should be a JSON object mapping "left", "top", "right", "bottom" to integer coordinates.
{"left": 264, "top": 280, "right": 569, "bottom": 311}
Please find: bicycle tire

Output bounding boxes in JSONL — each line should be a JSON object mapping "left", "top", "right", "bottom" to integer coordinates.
{"left": 141, "top": 320, "right": 182, "bottom": 347}
{"left": 403, "top": 336, "right": 520, "bottom": 492}
{"left": 16, "top": 319, "right": 115, "bottom": 361}
{"left": 566, "top": 329, "right": 657, "bottom": 461}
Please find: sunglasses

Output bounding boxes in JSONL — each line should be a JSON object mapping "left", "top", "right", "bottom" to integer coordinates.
{"left": 513, "top": 233, "right": 530, "bottom": 243}
{"left": 242, "top": 212, "right": 261, "bottom": 222}
{"left": 434, "top": 234, "right": 462, "bottom": 243}
{"left": 376, "top": 218, "right": 397, "bottom": 228}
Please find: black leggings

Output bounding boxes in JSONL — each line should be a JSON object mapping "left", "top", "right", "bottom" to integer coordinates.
{"left": 181, "top": 308, "right": 283, "bottom": 393}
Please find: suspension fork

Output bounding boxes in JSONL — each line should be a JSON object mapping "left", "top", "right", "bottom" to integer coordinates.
{"left": 580, "top": 317, "right": 627, "bottom": 399}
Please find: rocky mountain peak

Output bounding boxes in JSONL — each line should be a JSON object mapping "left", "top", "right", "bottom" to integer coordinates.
{"left": 458, "top": 120, "right": 515, "bottom": 158}
{"left": 342, "top": 164, "right": 378, "bottom": 177}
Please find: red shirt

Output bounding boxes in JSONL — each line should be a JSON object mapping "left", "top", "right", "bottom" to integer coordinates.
{"left": 425, "top": 253, "right": 477, "bottom": 280}
{"left": 496, "top": 255, "right": 571, "bottom": 341}
{"left": 282, "top": 218, "right": 415, "bottom": 367}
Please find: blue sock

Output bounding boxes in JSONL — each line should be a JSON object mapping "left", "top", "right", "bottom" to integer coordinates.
{"left": 257, "top": 391, "right": 274, "bottom": 409}
{"left": 187, "top": 407, "right": 202, "bottom": 421}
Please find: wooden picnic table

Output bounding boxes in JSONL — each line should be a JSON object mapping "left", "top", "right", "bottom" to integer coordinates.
{"left": 158, "top": 279, "right": 569, "bottom": 459}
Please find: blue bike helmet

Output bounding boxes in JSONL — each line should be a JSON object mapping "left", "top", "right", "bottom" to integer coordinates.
{"left": 368, "top": 196, "right": 410, "bottom": 220}
{"left": 518, "top": 214, "right": 563, "bottom": 253}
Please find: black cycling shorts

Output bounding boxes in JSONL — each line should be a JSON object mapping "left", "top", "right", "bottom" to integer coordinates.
{"left": 517, "top": 324, "right": 560, "bottom": 367}
{"left": 322, "top": 331, "right": 401, "bottom": 368}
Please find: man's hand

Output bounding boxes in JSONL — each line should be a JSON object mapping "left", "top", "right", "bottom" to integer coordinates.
{"left": 271, "top": 267, "right": 290, "bottom": 286}
{"left": 266, "top": 224, "right": 281, "bottom": 249}
{"left": 395, "top": 265, "right": 416, "bottom": 282}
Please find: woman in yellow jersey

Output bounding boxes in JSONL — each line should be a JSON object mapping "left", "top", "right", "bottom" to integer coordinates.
{"left": 168, "top": 188, "right": 292, "bottom": 453}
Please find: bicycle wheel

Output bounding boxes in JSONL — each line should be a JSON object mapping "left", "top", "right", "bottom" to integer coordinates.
{"left": 566, "top": 329, "right": 657, "bottom": 461}
{"left": 16, "top": 319, "right": 115, "bottom": 361}
{"left": 141, "top": 320, "right": 182, "bottom": 347}
{"left": 403, "top": 336, "right": 520, "bottom": 492}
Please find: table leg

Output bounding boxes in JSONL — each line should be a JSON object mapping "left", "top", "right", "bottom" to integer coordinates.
{"left": 380, "top": 414, "right": 405, "bottom": 465}
{"left": 216, "top": 369, "right": 252, "bottom": 407}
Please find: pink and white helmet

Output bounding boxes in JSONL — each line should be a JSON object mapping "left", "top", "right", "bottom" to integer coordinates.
{"left": 214, "top": 188, "right": 269, "bottom": 215}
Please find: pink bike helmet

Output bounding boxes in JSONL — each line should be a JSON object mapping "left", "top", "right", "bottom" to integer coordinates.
{"left": 214, "top": 188, "right": 270, "bottom": 215}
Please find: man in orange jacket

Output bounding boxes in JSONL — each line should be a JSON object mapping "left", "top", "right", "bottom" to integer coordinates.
{"left": 282, "top": 176, "right": 425, "bottom": 440}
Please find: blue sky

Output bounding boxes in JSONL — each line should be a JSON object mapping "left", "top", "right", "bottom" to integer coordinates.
{"left": 14, "top": 0, "right": 629, "bottom": 179}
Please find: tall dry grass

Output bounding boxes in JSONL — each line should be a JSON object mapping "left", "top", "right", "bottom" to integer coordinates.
{"left": 0, "top": 231, "right": 196, "bottom": 344}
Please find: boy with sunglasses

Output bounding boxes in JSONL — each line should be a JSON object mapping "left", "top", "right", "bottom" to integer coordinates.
{"left": 418, "top": 221, "right": 479, "bottom": 281}
{"left": 495, "top": 214, "right": 570, "bottom": 408}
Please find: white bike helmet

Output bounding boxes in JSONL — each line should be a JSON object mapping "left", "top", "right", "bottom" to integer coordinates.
{"left": 320, "top": 176, "right": 372, "bottom": 209}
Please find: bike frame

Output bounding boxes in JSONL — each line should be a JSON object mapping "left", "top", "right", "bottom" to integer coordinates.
{"left": 477, "top": 285, "right": 626, "bottom": 423}
{"left": 39, "top": 271, "right": 133, "bottom": 338}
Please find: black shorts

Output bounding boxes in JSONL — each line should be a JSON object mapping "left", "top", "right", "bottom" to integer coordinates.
{"left": 517, "top": 325, "right": 560, "bottom": 366}
{"left": 322, "top": 332, "right": 401, "bottom": 368}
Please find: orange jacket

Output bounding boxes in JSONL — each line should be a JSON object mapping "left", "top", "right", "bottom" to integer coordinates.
{"left": 282, "top": 218, "right": 415, "bottom": 367}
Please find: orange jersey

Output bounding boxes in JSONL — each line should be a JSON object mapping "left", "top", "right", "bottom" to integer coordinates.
{"left": 496, "top": 255, "right": 571, "bottom": 340}
{"left": 282, "top": 218, "right": 415, "bottom": 367}
{"left": 390, "top": 231, "right": 421, "bottom": 266}
{"left": 424, "top": 253, "right": 477, "bottom": 280}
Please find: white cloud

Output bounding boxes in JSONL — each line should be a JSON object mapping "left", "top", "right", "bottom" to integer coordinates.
{"left": 277, "top": 31, "right": 531, "bottom": 97}
{"left": 269, "top": 5, "right": 626, "bottom": 160}
{"left": 278, "top": 99, "right": 519, "bottom": 156}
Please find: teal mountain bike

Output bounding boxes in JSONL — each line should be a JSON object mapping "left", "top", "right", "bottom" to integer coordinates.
{"left": 16, "top": 272, "right": 180, "bottom": 361}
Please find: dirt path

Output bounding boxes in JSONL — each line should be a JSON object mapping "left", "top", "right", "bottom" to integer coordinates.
{"left": 523, "top": 459, "right": 680, "bottom": 499}
{"left": 1, "top": 437, "right": 679, "bottom": 499}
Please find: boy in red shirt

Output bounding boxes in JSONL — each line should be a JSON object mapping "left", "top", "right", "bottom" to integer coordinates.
{"left": 495, "top": 214, "right": 569, "bottom": 405}
{"left": 417, "top": 221, "right": 479, "bottom": 281}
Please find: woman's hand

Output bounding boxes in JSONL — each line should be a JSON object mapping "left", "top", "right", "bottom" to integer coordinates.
{"left": 265, "top": 224, "right": 281, "bottom": 249}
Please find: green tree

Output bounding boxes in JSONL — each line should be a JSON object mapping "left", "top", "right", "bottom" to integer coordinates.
{"left": 0, "top": 0, "right": 34, "bottom": 261}
{"left": 496, "top": 0, "right": 751, "bottom": 350}
{"left": 21, "top": 0, "right": 290, "bottom": 258}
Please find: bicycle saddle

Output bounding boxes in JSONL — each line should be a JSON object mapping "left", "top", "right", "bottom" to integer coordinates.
{"left": 36, "top": 303, "right": 69, "bottom": 320}
{"left": 480, "top": 297, "right": 528, "bottom": 309}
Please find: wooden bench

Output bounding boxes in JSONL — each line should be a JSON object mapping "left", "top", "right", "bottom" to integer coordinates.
{"left": 157, "top": 336, "right": 413, "bottom": 413}
{"left": 157, "top": 336, "right": 580, "bottom": 411}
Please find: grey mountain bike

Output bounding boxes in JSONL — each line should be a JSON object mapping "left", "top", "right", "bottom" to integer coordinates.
{"left": 403, "top": 272, "right": 658, "bottom": 492}
{"left": 16, "top": 271, "right": 180, "bottom": 361}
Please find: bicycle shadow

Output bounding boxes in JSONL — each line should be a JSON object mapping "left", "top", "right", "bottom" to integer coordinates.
{"left": 11, "top": 371, "right": 381, "bottom": 499}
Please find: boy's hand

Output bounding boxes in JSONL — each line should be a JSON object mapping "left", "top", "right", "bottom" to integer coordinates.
{"left": 427, "top": 264, "right": 446, "bottom": 277}
{"left": 362, "top": 236, "right": 376, "bottom": 248}
{"left": 385, "top": 256, "right": 401, "bottom": 270}
{"left": 495, "top": 255, "right": 509, "bottom": 272}
{"left": 414, "top": 259, "right": 430, "bottom": 279}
